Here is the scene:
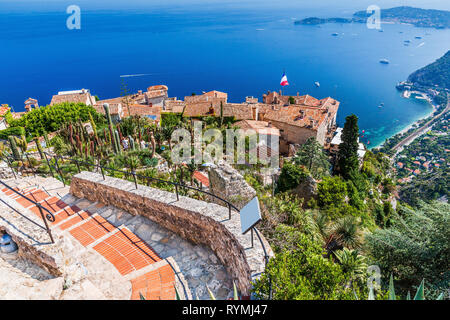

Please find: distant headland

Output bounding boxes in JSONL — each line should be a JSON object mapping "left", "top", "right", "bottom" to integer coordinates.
{"left": 295, "top": 6, "right": 450, "bottom": 29}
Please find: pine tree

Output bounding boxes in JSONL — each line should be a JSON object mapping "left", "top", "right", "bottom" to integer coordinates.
{"left": 293, "top": 137, "right": 330, "bottom": 179}
{"left": 337, "top": 114, "right": 359, "bottom": 179}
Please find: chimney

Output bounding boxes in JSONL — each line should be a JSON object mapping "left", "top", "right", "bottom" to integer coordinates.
{"left": 252, "top": 106, "right": 259, "bottom": 121}
{"left": 310, "top": 120, "right": 314, "bottom": 127}
{"left": 267, "top": 121, "right": 272, "bottom": 128}
{"left": 279, "top": 90, "right": 282, "bottom": 95}
{"left": 138, "top": 90, "right": 142, "bottom": 95}
{"left": 297, "top": 92, "right": 299, "bottom": 97}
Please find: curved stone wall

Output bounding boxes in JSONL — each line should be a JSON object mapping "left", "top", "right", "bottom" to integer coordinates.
{"left": 69, "top": 172, "right": 273, "bottom": 296}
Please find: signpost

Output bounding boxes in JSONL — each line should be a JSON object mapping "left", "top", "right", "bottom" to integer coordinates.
{"left": 240, "top": 197, "right": 262, "bottom": 248}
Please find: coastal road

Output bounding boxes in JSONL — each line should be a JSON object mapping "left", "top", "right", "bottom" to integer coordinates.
{"left": 392, "top": 94, "right": 450, "bottom": 156}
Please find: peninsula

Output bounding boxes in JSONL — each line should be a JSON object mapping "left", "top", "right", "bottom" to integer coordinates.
{"left": 295, "top": 6, "right": 450, "bottom": 29}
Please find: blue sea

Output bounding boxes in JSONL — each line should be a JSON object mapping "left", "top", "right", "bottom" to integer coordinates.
{"left": 1, "top": 0, "right": 450, "bottom": 148}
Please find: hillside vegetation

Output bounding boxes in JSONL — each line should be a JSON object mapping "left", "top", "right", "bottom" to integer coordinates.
{"left": 408, "top": 50, "right": 450, "bottom": 90}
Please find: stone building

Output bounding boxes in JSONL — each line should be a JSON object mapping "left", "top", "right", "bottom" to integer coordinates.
{"left": 144, "top": 85, "right": 168, "bottom": 109}
{"left": 262, "top": 93, "right": 339, "bottom": 154}
{"left": 50, "top": 89, "right": 96, "bottom": 106}
{"left": 24, "top": 98, "right": 39, "bottom": 112}
{"left": 93, "top": 103, "right": 124, "bottom": 122}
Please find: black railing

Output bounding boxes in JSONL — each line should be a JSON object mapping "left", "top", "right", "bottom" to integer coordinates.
{"left": 0, "top": 179, "right": 55, "bottom": 243}
{"left": 6, "top": 151, "right": 272, "bottom": 299}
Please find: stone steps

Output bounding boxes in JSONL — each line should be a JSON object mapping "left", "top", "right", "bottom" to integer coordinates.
{"left": 0, "top": 176, "right": 178, "bottom": 300}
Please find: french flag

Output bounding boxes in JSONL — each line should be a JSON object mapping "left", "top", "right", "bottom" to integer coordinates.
{"left": 280, "top": 72, "right": 289, "bottom": 86}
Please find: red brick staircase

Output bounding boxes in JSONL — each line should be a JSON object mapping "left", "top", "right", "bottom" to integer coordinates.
{"left": 1, "top": 185, "right": 176, "bottom": 300}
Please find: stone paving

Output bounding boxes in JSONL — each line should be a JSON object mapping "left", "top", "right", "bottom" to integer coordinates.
{"left": 0, "top": 253, "right": 54, "bottom": 281}
{"left": 64, "top": 195, "right": 234, "bottom": 300}
{"left": 0, "top": 175, "right": 234, "bottom": 300}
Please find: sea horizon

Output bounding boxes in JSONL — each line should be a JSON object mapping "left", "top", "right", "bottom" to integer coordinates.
{"left": 1, "top": 1, "right": 449, "bottom": 148}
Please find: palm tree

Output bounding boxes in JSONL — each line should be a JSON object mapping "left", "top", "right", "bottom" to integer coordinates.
{"left": 327, "top": 216, "right": 363, "bottom": 251}
{"left": 185, "top": 160, "right": 197, "bottom": 186}
{"left": 334, "top": 248, "right": 367, "bottom": 287}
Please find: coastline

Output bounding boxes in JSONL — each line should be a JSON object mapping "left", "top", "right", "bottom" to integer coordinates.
{"left": 369, "top": 98, "right": 436, "bottom": 150}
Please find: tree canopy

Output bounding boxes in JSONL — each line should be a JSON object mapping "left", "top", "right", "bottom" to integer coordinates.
{"left": 337, "top": 114, "right": 360, "bottom": 178}
{"left": 293, "top": 137, "right": 330, "bottom": 179}
{"left": 8, "top": 102, "right": 104, "bottom": 137}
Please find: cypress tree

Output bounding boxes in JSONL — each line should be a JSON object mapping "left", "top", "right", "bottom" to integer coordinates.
{"left": 337, "top": 114, "right": 360, "bottom": 178}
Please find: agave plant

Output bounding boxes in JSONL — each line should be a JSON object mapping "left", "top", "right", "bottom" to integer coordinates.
{"left": 205, "top": 282, "right": 240, "bottom": 300}
{"left": 364, "top": 275, "right": 445, "bottom": 300}
{"left": 138, "top": 282, "right": 240, "bottom": 301}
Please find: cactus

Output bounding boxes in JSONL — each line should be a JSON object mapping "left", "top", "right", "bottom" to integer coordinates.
{"left": 128, "top": 135, "right": 135, "bottom": 150}
{"left": 219, "top": 101, "right": 224, "bottom": 127}
{"left": 88, "top": 111, "right": 97, "bottom": 136}
{"left": 117, "top": 125, "right": 124, "bottom": 142}
{"left": 114, "top": 130, "right": 122, "bottom": 155}
{"left": 43, "top": 130, "right": 50, "bottom": 147}
{"left": 34, "top": 138, "right": 44, "bottom": 160}
{"left": 138, "top": 130, "right": 142, "bottom": 150}
{"left": 104, "top": 103, "right": 121, "bottom": 155}
{"left": 8, "top": 136, "right": 21, "bottom": 160}
{"left": 17, "top": 135, "right": 28, "bottom": 153}
{"left": 103, "top": 103, "right": 113, "bottom": 126}
{"left": 90, "top": 140, "right": 95, "bottom": 158}
{"left": 150, "top": 131, "right": 156, "bottom": 158}
{"left": 75, "top": 135, "right": 82, "bottom": 156}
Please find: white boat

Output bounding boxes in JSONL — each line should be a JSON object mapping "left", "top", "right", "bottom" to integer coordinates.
{"left": 314, "top": 82, "right": 320, "bottom": 87}
{"left": 379, "top": 59, "right": 390, "bottom": 64}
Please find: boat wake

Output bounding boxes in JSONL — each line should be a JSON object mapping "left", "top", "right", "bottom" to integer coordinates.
{"left": 120, "top": 73, "right": 153, "bottom": 78}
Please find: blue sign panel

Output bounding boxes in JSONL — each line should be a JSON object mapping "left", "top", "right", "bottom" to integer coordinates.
{"left": 240, "top": 197, "right": 262, "bottom": 235}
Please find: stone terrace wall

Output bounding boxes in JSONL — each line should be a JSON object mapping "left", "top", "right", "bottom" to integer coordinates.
{"left": 70, "top": 172, "right": 272, "bottom": 296}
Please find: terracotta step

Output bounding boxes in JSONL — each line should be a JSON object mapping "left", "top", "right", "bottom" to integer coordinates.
{"left": 93, "top": 226, "right": 162, "bottom": 276}
{"left": 130, "top": 263, "right": 176, "bottom": 300}
{"left": 69, "top": 213, "right": 116, "bottom": 247}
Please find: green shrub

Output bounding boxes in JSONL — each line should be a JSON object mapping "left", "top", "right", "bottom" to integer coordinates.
{"left": 276, "top": 162, "right": 308, "bottom": 193}
{"left": 0, "top": 126, "right": 25, "bottom": 140}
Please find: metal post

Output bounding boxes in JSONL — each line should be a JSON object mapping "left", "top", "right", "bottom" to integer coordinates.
{"left": 38, "top": 206, "right": 54, "bottom": 244}
{"left": 25, "top": 153, "right": 36, "bottom": 177}
{"left": 175, "top": 184, "right": 179, "bottom": 201}
{"left": 75, "top": 159, "right": 81, "bottom": 173}
{"left": 100, "top": 166, "right": 105, "bottom": 180}
{"left": 228, "top": 202, "right": 231, "bottom": 220}
{"left": 251, "top": 228, "right": 254, "bottom": 248}
{"left": 132, "top": 171, "right": 138, "bottom": 189}
{"left": 54, "top": 156, "right": 65, "bottom": 186}
{"left": 43, "top": 152, "right": 54, "bottom": 177}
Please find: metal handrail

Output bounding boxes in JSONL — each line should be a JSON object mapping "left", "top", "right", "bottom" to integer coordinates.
{"left": 0, "top": 179, "right": 55, "bottom": 243}
{"left": 10, "top": 150, "right": 272, "bottom": 298}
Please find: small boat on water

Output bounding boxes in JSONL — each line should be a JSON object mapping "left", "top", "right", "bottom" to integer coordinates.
{"left": 415, "top": 36, "right": 422, "bottom": 39}
{"left": 331, "top": 33, "right": 339, "bottom": 36}
{"left": 379, "top": 59, "right": 390, "bottom": 64}
{"left": 404, "top": 40, "right": 411, "bottom": 43}
{"left": 378, "top": 102, "right": 384, "bottom": 108}
{"left": 314, "top": 82, "right": 320, "bottom": 87}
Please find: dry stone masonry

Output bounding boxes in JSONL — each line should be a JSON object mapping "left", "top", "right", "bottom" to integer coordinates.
{"left": 70, "top": 171, "right": 272, "bottom": 296}
{"left": 207, "top": 161, "right": 257, "bottom": 210}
